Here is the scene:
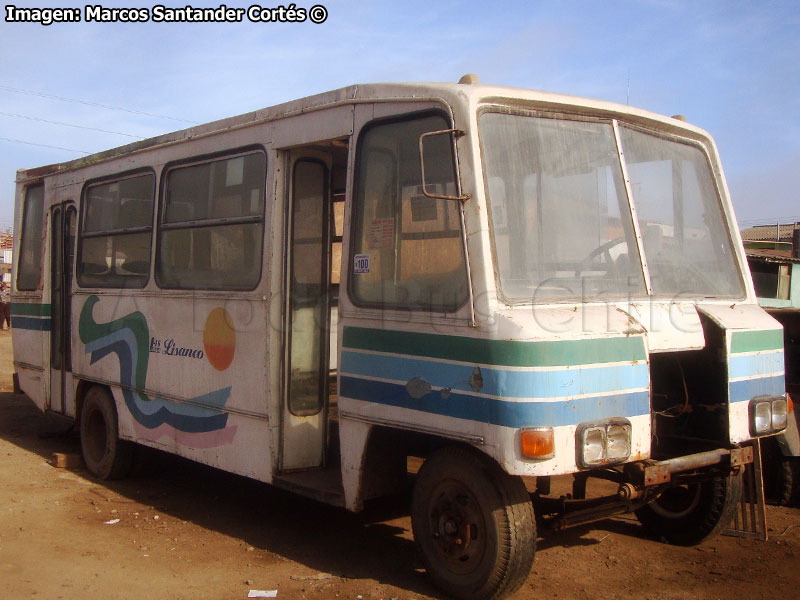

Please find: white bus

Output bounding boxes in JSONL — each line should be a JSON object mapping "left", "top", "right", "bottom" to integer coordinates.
{"left": 11, "top": 76, "right": 788, "bottom": 600}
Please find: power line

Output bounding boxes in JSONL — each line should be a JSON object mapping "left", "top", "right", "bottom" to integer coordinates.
{"left": 0, "top": 136, "right": 91, "bottom": 154}
{"left": 0, "top": 84, "right": 198, "bottom": 125}
{"left": 0, "top": 110, "right": 146, "bottom": 139}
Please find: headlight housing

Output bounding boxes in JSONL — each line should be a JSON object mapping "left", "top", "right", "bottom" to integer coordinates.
{"left": 576, "top": 419, "right": 632, "bottom": 468}
{"left": 749, "top": 395, "right": 788, "bottom": 436}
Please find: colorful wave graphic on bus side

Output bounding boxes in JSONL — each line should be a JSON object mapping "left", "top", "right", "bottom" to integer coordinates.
{"left": 79, "top": 296, "right": 233, "bottom": 437}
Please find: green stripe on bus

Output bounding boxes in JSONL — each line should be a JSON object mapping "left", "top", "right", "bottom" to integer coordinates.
{"left": 342, "top": 326, "right": 646, "bottom": 367}
{"left": 10, "top": 302, "right": 52, "bottom": 317}
{"left": 730, "top": 329, "right": 784, "bottom": 354}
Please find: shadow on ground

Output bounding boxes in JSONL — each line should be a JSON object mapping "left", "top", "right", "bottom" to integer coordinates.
{"left": 0, "top": 392, "right": 435, "bottom": 597}
{"left": 1, "top": 391, "right": 663, "bottom": 598}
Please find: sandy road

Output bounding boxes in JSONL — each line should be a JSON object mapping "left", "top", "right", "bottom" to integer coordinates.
{"left": 1, "top": 329, "right": 799, "bottom": 599}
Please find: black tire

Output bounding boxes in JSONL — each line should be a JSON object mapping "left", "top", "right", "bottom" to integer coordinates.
{"left": 411, "top": 446, "right": 536, "bottom": 600}
{"left": 775, "top": 456, "right": 800, "bottom": 506}
{"left": 79, "top": 386, "right": 134, "bottom": 480}
{"left": 767, "top": 457, "right": 800, "bottom": 507}
{"left": 635, "top": 473, "right": 742, "bottom": 545}
{"left": 761, "top": 437, "right": 800, "bottom": 506}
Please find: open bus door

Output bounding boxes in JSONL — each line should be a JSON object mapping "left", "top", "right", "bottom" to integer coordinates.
{"left": 49, "top": 203, "right": 76, "bottom": 414}
{"left": 280, "top": 152, "right": 333, "bottom": 471}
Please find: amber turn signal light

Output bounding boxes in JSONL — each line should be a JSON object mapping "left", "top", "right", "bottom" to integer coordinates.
{"left": 520, "top": 427, "right": 554, "bottom": 460}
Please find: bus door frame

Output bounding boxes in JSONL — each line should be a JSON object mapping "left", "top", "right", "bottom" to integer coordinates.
{"left": 48, "top": 202, "right": 76, "bottom": 414}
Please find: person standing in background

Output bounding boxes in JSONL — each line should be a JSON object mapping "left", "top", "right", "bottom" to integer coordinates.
{"left": 0, "top": 282, "right": 10, "bottom": 330}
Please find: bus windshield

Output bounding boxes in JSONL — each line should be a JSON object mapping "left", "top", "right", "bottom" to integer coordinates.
{"left": 479, "top": 111, "right": 744, "bottom": 303}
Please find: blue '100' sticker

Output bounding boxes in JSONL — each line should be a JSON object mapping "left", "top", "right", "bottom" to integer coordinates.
{"left": 354, "top": 254, "right": 370, "bottom": 274}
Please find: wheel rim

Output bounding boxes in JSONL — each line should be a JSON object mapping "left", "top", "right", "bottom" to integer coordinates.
{"left": 84, "top": 406, "right": 108, "bottom": 464}
{"left": 426, "top": 480, "right": 488, "bottom": 575}
{"left": 650, "top": 484, "right": 702, "bottom": 519}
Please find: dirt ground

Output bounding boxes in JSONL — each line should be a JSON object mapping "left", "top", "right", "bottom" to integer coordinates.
{"left": 1, "top": 329, "right": 799, "bottom": 600}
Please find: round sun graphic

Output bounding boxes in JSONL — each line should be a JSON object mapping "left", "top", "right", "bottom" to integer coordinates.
{"left": 203, "top": 308, "right": 236, "bottom": 371}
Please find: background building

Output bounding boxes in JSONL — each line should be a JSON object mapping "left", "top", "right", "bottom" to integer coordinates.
{"left": 0, "top": 230, "right": 11, "bottom": 283}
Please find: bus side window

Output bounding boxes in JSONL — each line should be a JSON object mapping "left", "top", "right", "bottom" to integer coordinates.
{"left": 117, "top": 199, "right": 153, "bottom": 274}
{"left": 156, "top": 150, "right": 266, "bottom": 291}
{"left": 77, "top": 172, "right": 155, "bottom": 288}
{"left": 17, "top": 184, "right": 45, "bottom": 291}
{"left": 349, "top": 112, "right": 469, "bottom": 312}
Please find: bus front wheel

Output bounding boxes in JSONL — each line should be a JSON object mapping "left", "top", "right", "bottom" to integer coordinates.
{"left": 80, "top": 386, "right": 134, "bottom": 480}
{"left": 411, "top": 446, "right": 536, "bottom": 600}
{"left": 635, "top": 473, "right": 742, "bottom": 545}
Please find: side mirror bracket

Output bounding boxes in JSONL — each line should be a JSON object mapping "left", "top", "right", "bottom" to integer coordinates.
{"left": 418, "top": 129, "right": 471, "bottom": 203}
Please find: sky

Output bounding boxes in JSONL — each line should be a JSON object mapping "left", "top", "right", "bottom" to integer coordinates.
{"left": 1, "top": 0, "right": 798, "bottom": 233}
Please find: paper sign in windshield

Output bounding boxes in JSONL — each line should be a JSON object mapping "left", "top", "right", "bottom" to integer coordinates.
{"left": 368, "top": 218, "right": 394, "bottom": 249}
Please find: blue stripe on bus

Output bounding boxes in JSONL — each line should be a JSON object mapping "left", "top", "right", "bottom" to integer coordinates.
{"left": 340, "top": 350, "right": 649, "bottom": 400}
{"left": 339, "top": 375, "right": 650, "bottom": 428}
{"left": 729, "top": 375, "right": 785, "bottom": 403}
{"left": 728, "top": 351, "right": 784, "bottom": 381}
{"left": 10, "top": 316, "right": 51, "bottom": 331}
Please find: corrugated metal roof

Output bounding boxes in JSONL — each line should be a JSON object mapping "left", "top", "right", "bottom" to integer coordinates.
{"left": 745, "top": 248, "right": 800, "bottom": 264}
{"left": 740, "top": 224, "right": 799, "bottom": 241}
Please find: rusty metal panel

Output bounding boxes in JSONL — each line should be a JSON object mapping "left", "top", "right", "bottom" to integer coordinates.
{"left": 730, "top": 445, "right": 754, "bottom": 467}
{"left": 644, "top": 464, "right": 671, "bottom": 486}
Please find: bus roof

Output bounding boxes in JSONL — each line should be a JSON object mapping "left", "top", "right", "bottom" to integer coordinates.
{"left": 15, "top": 79, "right": 711, "bottom": 183}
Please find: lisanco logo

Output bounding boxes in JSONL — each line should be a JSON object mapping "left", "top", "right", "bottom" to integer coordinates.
{"left": 149, "top": 337, "right": 205, "bottom": 360}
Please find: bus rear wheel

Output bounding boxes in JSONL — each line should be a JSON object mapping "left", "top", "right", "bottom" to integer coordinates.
{"left": 411, "top": 446, "right": 536, "bottom": 600}
{"left": 635, "top": 473, "right": 742, "bottom": 545}
{"left": 80, "top": 386, "right": 134, "bottom": 480}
